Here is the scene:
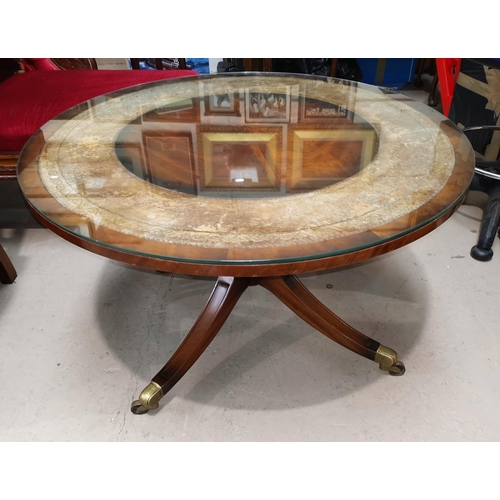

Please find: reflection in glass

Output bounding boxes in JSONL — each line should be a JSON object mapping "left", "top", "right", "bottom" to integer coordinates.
{"left": 116, "top": 94, "right": 378, "bottom": 198}
{"left": 17, "top": 73, "right": 475, "bottom": 265}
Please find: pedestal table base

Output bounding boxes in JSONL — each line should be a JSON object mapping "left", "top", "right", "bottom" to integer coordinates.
{"left": 131, "top": 275, "right": 405, "bottom": 415}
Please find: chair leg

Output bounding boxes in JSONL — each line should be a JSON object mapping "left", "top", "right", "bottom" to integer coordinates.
{"left": 414, "top": 58, "right": 426, "bottom": 87}
{"left": 0, "top": 244, "right": 17, "bottom": 284}
{"left": 471, "top": 183, "right": 500, "bottom": 261}
{"left": 427, "top": 73, "right": 439, "bottom": 107}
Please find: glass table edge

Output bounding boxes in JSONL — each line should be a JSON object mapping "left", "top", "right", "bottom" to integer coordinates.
{"left": 16, "top": 72, "right": 473, "bottom": 268}
{"left": 22, "top": 187, "right": 471, "bottom": 268}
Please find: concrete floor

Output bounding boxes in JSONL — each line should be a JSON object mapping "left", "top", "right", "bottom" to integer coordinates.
{"left": 2, "top": 183, "right": 499, "bottom": 442}
{"left": 1, "top": 79, "right": 500, "bottom": 442}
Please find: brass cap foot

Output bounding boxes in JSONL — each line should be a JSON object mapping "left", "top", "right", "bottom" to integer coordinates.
{"left": 138, "top": 381, "right": 164, "bottom": 410}
{"left": 375, "top": 345, "right": 398, "bottom": 371}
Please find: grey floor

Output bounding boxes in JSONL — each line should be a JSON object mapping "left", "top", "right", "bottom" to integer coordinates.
{"left": 1, "top": 78, "right": 500, "bottom": 442}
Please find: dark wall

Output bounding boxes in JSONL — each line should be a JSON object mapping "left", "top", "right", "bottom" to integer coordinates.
{"left": 0, "top": 59, "right": 20, "bottom": 83}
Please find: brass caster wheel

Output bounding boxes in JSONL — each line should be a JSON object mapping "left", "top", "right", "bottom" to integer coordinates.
{"left": 131, "top": 400, "right": 150, "bottom": 415}
{"left": 388, "top": 361, "right": 406, "bottom": 377}
{"left": 375, "top": 345, "right": 405, "bottom": 376}
{"left": 130, "top": 382, "right": 163, "bottom": 415}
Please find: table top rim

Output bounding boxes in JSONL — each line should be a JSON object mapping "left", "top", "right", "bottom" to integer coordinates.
{"left": 17, "top": 73, "right": 476, "bottom": 272}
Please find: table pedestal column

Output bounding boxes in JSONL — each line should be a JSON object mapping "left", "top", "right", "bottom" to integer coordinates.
{"left": 131, "top": 274, "right": 405, "bottom": 415}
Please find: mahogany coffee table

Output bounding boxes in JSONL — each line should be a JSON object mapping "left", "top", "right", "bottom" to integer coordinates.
{"left": 17, "top": 73, "right": 475, "bottom": 414}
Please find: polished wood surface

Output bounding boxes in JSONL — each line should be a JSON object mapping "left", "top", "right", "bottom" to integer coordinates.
{"left": 0, "top": 156, "right": 17, "bottom": 179}
{"left": 0, "top": 244, "right": 16, "bottom": 284}
{"left": 50, "top": 58, "right": 98, "bottom": 70}
{"left": 14, "top": 73, "right": 477, "bottom": 412}
{"left": 151, "top": 276, "right": 249, "bottom": 393}
{"left": 138, "top": 271, "right": 405, "bottom": 410}
{"left": 260, "top": 275, "right": 381, "bottom": 360}
{"left": 17, "top": 74, "right": 476, "bottom": 270}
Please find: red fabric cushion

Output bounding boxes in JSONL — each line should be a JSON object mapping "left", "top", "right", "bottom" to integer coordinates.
{"left": 0, "top": 69, "right": 197, "bottom": 153}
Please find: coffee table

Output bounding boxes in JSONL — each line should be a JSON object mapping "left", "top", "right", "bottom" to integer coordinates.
{"left": 17, "top": 73, "right": 475, "bottom": 414}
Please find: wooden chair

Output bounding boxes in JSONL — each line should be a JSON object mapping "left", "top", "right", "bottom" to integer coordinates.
{"left": 0, "top": 57, "right": 194, "bottom": 282}
{"left": 0, "top": 58, "right": 98, "bottom": 180}
{"left": 0, "top": 58, "right": 196, "bottom": 180}
{"left": 0, "top": 244, "right": 16, "bottom": 284}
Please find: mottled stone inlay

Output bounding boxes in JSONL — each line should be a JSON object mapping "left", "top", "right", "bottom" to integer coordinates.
{"left": 37, "top": 75, "right": 457, "bottom": 250}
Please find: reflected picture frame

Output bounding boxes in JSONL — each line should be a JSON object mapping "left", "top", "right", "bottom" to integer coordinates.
{"left": 245, "top": 87, "right": 291, "bottom": 123}
{"left": 299, "top": 81, "right": 356, "bottom": 123}
{"left": 142, "top": 131, "right": 196, "bottom": 194}
{"left": 202, "top": 82, "right": 240, "bottom": 117}
{"left": 288, "top": 126, "right": 378, "bottom": 191}
{"left": 198, "top": 126, "right": 282, "bottom": 192}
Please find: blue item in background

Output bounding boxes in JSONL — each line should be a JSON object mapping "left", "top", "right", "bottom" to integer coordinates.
{"left": 356, "top": 58, "right": 417, "bottom": 90}
{"left": 186, "top": 58, "right": 209, "bottom": 74}
{"left": 132, "top": 58, "right": 208, "bottom": 72}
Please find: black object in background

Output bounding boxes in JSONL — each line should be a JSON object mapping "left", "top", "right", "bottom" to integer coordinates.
{"left": 273, "top": 58, "right": 331, "bottom": 76}
{"left": 448, "top": 58, "right": 500, "bottom": 261}
{"left": 273, "top": 58, "right": 363, "bottom": 81}
{"left": 334, "top": 59, "right": 363, "bottom": 81}
{"left": 217, "top": 58, "right": 363, "bottom": 82}
{"left": 217, "top": 59, "right": 245, "bottom": 72}
{"left": 449, "top": 59, "right": 498, "bottom": 159}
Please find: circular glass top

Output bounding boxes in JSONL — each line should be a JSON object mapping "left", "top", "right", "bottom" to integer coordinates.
{"left": 17, "top": 73, "right": 475, "bottom": 267}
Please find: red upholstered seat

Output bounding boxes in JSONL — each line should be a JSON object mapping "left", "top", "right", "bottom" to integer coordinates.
{"left": 0, "top": 69, "right": 197, "bottom": 154}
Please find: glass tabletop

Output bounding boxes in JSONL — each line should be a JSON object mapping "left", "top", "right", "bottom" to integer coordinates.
{"left": 17, "top": 73, "right": 476, "bottom": 266}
